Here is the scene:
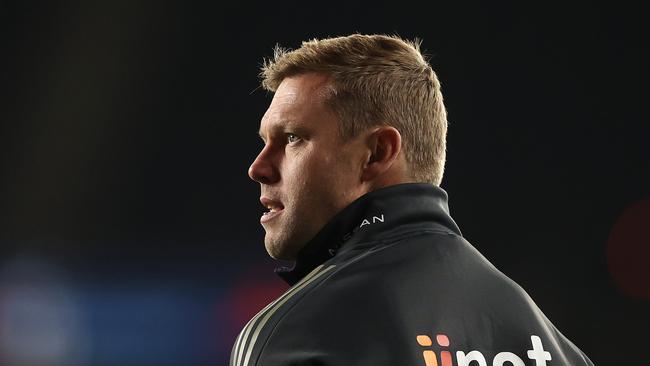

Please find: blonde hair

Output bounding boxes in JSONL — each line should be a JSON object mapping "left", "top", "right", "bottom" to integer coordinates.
{"left": 260, "top": 34, "right": 448, "bottom": 186}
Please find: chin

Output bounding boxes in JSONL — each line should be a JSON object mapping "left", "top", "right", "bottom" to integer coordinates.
{"left": 264, "top": 236, "right": 301, "bottom": 261}
{"left": 266, "top": 247, "right": 296, "bottom": 261}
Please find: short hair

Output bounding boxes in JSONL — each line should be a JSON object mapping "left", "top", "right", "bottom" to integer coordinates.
{"left": 260, "top": 34, "right": 448, "bottom": 186}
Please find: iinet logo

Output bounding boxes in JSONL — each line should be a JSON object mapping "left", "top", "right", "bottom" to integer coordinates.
{"left": 416, "top": 333, "right": 552, "bottom": 366}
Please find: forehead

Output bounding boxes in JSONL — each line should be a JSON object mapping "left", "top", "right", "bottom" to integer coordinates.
{"left": 259, "top": 74, "right": 334, "bottom": 134}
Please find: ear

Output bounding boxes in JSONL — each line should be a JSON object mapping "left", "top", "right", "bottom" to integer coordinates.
{"left": 360, "top": 126, "right": 402, "bottom": 182}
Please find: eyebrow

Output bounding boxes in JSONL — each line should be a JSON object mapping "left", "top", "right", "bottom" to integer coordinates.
{"left": 258, "top": 120, "right": 305, "bottom": 140}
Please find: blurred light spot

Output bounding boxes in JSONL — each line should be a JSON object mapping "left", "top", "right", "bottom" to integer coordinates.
{"left": 0, "top": 255, "right": 89, "bottom": 366}
{"left": 227, "top": 267, "right": 288, "bottom": 328}
{"left": 215, "top": 264, "right": 288, "bottom": 357}
{"left": 606, "top": 198, "right": 650, "bottom": 299}
{"left": 82, "top": 287, "right": 207, "bottom": 365}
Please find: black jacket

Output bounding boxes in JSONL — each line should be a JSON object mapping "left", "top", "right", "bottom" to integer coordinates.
{"left": 230, "top": 183, "right": 594, "bottom": 366}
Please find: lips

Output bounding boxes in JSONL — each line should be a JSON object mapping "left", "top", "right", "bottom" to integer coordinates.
{"left": 260, "top": 196, "right": 285, "bottom": 224}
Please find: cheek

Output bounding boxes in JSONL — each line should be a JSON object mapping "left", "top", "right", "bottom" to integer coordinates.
{"left": 284, "top": 144, "right": 357, "bottom": 196}
{"left": 293, "top": 153, "right": 335, "bottom": 196}
{"left": 288, "top": 147, "right": 332, "bottom": 177}
{"left": 280, "top": 152, "right": 322, "bottom": 202}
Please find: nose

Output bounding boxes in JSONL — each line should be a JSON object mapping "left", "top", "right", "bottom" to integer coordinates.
{"left": 248, "top": 147, "right": 279, "bottom": 185}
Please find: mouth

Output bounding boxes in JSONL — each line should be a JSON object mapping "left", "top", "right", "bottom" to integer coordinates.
{"left": 260, "top": 197, "right": 285, "bottom": 224}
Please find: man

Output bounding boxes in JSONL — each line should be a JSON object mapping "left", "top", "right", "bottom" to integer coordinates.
{"left": 232, "top": 34, "right": 593, "bottom": 366}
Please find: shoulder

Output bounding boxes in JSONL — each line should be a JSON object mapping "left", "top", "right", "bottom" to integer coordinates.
{"left": 286, "top": 231, "right": 529, "bottom": 326}
{"left": 263, "top": 232, "right": 594, "bottom": 365}
{"left": 328, "top": 231, "right": 518, "bottom": 298}
{"left": 295, "top": 231, "right": 563, "bottom": 342}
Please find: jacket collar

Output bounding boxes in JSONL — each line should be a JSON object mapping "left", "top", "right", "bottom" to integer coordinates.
{"left": 275, "top": 183, "right": 461, "bottom": 285}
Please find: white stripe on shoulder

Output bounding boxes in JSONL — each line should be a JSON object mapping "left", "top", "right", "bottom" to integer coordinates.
{"left": 232, "top": 264, "right": 335, "bottom": 366}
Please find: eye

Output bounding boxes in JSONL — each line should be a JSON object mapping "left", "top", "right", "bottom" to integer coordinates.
{"left": 286, "top": 133, "right": 300, "bottom": 144}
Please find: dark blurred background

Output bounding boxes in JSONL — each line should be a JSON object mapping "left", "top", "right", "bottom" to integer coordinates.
{"left": 1, "top": 1, "right": 648, "bottom": 365}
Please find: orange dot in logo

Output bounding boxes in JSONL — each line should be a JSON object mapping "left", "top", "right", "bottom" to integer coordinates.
{"left": 417, "top": 335, "right": 433, "bottom": 346}
{"left": 436, "top": 334, "right": 450, "bottom": 346}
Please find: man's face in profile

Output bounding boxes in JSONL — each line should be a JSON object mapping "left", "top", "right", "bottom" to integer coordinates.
{"left": 248, "top": 73, "right": 366, "bottom": 260}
